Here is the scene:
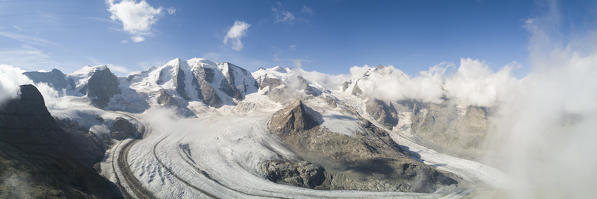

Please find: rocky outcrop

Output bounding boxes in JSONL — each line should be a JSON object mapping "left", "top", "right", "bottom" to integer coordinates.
{"left": 265, "top": 100, "right": 460, "bottom": 193}
{"left": 191, "top": 67, "right": 223, "bottom": 107}
{"left": 269, "top": 100, "right": 319, "bottom": 134}
{"left": 399, "top": 101, "right": 490, "bottom": 159}
{"left": 366, "top": 99, "right": 398, "bottom": 129}
{"left": 80, "top": 67, "right": 120, "bottom": 108}
{"left": 0, "top": 85, "right": 122, "bottom": 198}
{"left": 173, "top": 67, "right": 189, "bottom": 100}
{"left": 110, "top": 117, "right": 140, "bottom": 140}
{"left": 220, "top": 62, "right": 258, "bottom": 100}
{"left": 260, "top": 160, "right": 325, "bottom": 189}
{"left": 157, "top": 89, "right": 176, "bottom": 107}
{"left": 23, "top": 69, "right": 74, "bottom": 90}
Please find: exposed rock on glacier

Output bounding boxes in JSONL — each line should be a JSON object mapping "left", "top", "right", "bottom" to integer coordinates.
{"left": 110, "top": 117, "right": 140, "bottom": 140}
{"left": 259, "top": 160, "right": 326, "bottom": 189}
{"left": 266, "top": 100, "right": 460, "bottom": 193}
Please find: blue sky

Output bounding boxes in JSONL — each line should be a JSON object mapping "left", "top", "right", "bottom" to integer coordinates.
{"left": 0, "top": 0, "right": 594, "bottom": 76}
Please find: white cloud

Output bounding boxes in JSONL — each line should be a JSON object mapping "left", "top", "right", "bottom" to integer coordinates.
{"left": 106, "top": 0, "right": 163, "bottom": 42}
{"left": 273, "top": 2, "right": 295, "bottom": 24}
{"left": 223, "top": 21, "right": 251, "bottom": 51}
{"left": 0, "top": 45, "right": 54, "bottom": 69}
{"left": 444, "top": 58, "right": 518, "bottom": 107}
{"left": 0, "top": 65, "right": 33, "bottom": 106}
{"left": 131, "top": 35, "right": 145, "bottom": 43}
{"left": 0, "top": 31, "right": 55, "bottom": 46}
{"left": 351, "top": 64, "right": 447, "bottom": 103}
{"left": 106, "top": 64, "right": 130, "bottom": 74}
{"left": 347, "top": 59, "right": 519, "bottom": 106}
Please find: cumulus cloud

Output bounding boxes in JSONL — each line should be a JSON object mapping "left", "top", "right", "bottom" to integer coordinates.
{"left": 343, "top": 58, "right": 520, "bottom": 107}
{"left": 350, "top": 64, "right": 446, "bottom": 103}
{"left": 0, "top": 65, "right": 33, "bottom": 105}
{"left": 223, "top": 21, "right": 251, "bottom": 51}
{"left": 106, "top": 0, "right": 163, "bottom": 42}
{"left": 444, "top": 58, "right": 518, "bottom": 107}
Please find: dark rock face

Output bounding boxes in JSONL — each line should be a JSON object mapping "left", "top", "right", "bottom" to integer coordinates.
{"left": 366, "top": 99, "right": 398, "bottom": 129}
{"left": 158, "top": 60, "right": 257, "bottom": 108}
{"left": 173, "top": 67, "right": 189, "bottom": 100}
{"left": 156, "top": 89, "right": 176, "bottom": 107}
{"left": 220, "top": 62, "right": 258, "bottom": 100}
{"left": 266, "top": 100, "right": 460, "bottom": 193}
{"left": 110, "top": 117, "right": 139, "bottom": 140}
{"left": 0, "top": 85, "right": 122, "bottom": 198}
{"left": 83, "top": 67, "right": 120, "bottom": 108}
{"left": 23, "top": 69, "right": 75, "bottom": 90}
{"left": 192, "top": 67, "right": 223, "bottom": 107}
{"left": 269, "top": 100, "right": 319, "bottom": 134}
{"left": 260, "top": 160, "right": 325, "bottom": 188}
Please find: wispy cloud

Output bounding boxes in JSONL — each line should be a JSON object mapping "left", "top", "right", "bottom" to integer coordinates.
{"left": 223, "top": 21, "right": 251, "bottom": 51}
{"left": 273, "top": 2, "right": 295, "bottom": 24}
{"left": 106, "top": 0, "right": 168, "bottom": 43}
{"left": 0, "top": 31, "right": 55, "bottom": 46}
{"left": 0, "top": 45, "right": 54, "bottom": 69}
{"left": 301, "top": 5, "right": 314, "bottom": 15}
{"left": 166, "top": 7, "right": 176, "bottom": 15}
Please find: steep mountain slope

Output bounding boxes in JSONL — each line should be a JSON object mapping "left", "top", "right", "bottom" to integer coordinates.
{"left": 128, "top": 58, "right": 258, "bottom": 109}
{"left": 70, "top": 65, "right": 121, "bottom": 108}
{"left": 23, "top": 69, "right": 75, "bottom": 91}
{"left": 0, "top": 85, "right": 122, "bottom": 198}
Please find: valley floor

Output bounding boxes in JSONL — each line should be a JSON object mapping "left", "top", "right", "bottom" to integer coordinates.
{"left": 101, "top": 110, "right": 507, "bottom": 199}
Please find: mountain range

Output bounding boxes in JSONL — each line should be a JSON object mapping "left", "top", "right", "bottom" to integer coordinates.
{"left": 1, "top": 58, "right": 496, "bottom": 198}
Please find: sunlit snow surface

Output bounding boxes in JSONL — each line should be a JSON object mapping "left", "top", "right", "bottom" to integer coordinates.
{"left": 110, "top": 93, "right": 507, "bottom": 198}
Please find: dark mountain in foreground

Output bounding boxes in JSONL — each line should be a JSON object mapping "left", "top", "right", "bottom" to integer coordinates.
{"left": 0, "top": 85, "right": 122, "bottom": 199}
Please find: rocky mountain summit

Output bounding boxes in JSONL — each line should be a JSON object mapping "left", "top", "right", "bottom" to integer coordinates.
{"left": 24, "top": 69, "right": 75, "bottom": 90}
{"left": 263, "top": 100, "right": 460, "bottom": 193}
{"left": 129, "top": 58, "right": 258, "bottom": 108}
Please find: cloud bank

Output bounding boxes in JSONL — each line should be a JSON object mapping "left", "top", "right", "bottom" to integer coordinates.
{"left": 341, "top": 59, "right": 518, "bottom": 107}
{"left": 0, "top": 65, "right": 33, "bottom": 105}
{"left": 106, "top": 0, "right": 163, "bottom": 43}
{"left": 223, "top": 21, "right": 251, "bottom": 51}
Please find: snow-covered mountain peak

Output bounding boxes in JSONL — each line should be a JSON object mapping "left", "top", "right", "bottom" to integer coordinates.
{"left": 187, "top": 57, "right": 217, "bottom": 69}
{"left": 71, "top": 65, "right": 109, "bottom": 77}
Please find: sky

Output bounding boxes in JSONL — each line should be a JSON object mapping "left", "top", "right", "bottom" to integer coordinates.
{"left": 0, "top": 0, "right": 595, "bottom": 76}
